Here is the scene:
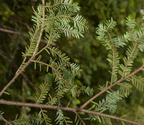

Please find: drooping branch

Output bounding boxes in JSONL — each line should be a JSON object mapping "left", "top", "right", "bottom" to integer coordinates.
{"left": 0, "top": 99, "right": 143, "bottom": 125}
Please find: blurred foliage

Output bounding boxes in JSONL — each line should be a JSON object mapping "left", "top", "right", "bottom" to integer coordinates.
{"left": 0, "top": 0, "right": 144, "bottom": 124}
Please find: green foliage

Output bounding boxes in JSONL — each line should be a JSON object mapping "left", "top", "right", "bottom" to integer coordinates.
{"left": 55, "top": 109, "right": 64, "bottom": 125}
{"left": 90, "top": 16, "right": 144, "bottom": 124}
{"left": 0, "top": 0, "right": 144, "bottom": 125}
{"left": 135, "top": 107, "right": 144, "bottom": 123}
{"left": 80, "top": 86, "right": 94, "bottom": 96}
{"left": 97, "top": 18, "right": 120, "bottom": 84}
{"left": 97, "top": 17, "right": 144, "bottom": 85}
{"left": 128, "top": 75, "right": 144, "bottom": 91}
{"left": 74, "top": 115, "right": 82, "bottom": 125}
{"left": 35, "top": 74, "right": 52, "bottom": 104}
{"left": 11, "top": 114, "right": 43, "bottom": 125}
{"left": 89, "top": 115, "right": 112, "bottom": 125}
{"left": 96, "top": 91, "right": 123, "bottom": 113}
{"left": 0, "top": 111, "right": 4, "bottom": 116}
{"left": 39, "top": 110, "right": 52, "bottom": 125}
{"left": 64, "top": 116, "right": 73, "bottom": 125}
{"left": 118, "top": 82, "right": 132, "bottom": 97}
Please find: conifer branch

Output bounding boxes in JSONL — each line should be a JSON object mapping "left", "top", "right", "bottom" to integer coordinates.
{"left": 115, "top": 37, "right": 125, "bottom": 47}
{"left": 31, "top": 60, "right": 57, "bottom": 71}
{"left": 130, "top": 75, "right": 144, "bottom": 90}
{"left": 0, "top": 0, "right": 46, "bottom": 97}
{"left": 110, "top": 47, "right": 118, "bottom": 84}
{"left": 121, "top": 42, "right": 138, "bottom": 78}
{"left": 33, "top": 1, "right": 45, "bottom": 56}
{"left": 74, "top": 111, "right": 86, "bottom": 125}
{"left": 45, "top": 15, "right": 88, "bottom": 30}
{"left": 0, "top": 99, "right": 143, "bottom": 125}
{"left": 55, "top": 27, "right": 79, "bottom": 35}
{"left": 44, "top": 3, "right": 73, "bottom": 8}
{"left": 0, "top": 50, "right": 36, "bottom": 90}
{"left": 1, "top": 1, "right": 144, "bottom": 124}
{"left": 36, "top": 43, "right": 51, "bottom": 56}
{"left": 80, "top": 65, "right": 144, "bottom": 109}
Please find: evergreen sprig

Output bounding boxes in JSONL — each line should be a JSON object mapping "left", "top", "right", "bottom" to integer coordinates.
{"left": 35, "top": 74, "right": 53, "bottom": 104}
{"left": 1, "top": 0, "right": 144, "bottom": 125}
{"left": 92, "top": 16, "right": 144, "bottom": 124}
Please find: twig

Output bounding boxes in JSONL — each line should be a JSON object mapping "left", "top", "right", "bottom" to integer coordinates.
{"left": 74, "top": 111, "right": 86, "bottom": 125}
{"left": 0, "top": 51, "right": 36, "bottom": 90}
{"left": 0, "top": 27, "right": 57, "bottom": 46}
{"left": 0, "top": 116, "right": 12, "bottom": 125}
{"left": 0, "top": 0, "right": 46, "bottom": 97}
{"left": 0, "top": 99, "right": 143, "bottom": 125}
{"left": 1, "top": 14, "right": 30, "bottom": 30}
{"left": 0, "top": 27, "right": 28, "bottom": 37}
{"left": 44, "top": 15, "right": 88, "bottom": 30}
{"left": 31, "top": 60, "right": 57, "bottom": 71}
{"left": 80, "top": 65, "right": 144, "bottom": 109}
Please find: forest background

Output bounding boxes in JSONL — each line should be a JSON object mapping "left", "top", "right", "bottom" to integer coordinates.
{"left": 0, "top": 0, "right": 144, "bottom": 124}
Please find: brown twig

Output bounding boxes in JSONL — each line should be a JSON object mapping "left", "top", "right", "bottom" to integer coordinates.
{"left": 0, "top": 99, "right": 143, "bottom": 125}
{"left": 0, "top": 116, "right": 12, "bottom": 125}
{"left": 1, "top": 14, "right": 31, "bottom": 30}
{"left": 0, "top": 27, "right": 28, "bottom": 37}
{"left": 80, "top": 65, "right": 144, "bottom": 109}
{"left": 0, "top": 0, "right": 46, "bottom": 97}
{"left": 74, "top": 111, "right": 86, "bottom": 125}
{"left": 31, "top": 60, "right": 57, "bottom": 71}
{"left": 0, "top": 51, "right": 36, "bottom": 90}
{"left": 0, "top": 27, "right": 55, "bottom": 45}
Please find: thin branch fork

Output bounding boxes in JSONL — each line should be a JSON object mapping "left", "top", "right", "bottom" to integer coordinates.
{"left": 0, "top": 51, "right": 36, "bottom": 90}
{"left": 80, "top": 64, "right": 144, "bottom": 109}
{"left": 0, "top": 1, "right": 46, "bottom": 97}
{"left": 0, "top": 99, "right": 143, "bottom": 125}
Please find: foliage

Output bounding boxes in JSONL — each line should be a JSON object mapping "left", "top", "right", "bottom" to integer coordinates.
{"left": 0, "top": 0, "right": 144, "bottom": 125}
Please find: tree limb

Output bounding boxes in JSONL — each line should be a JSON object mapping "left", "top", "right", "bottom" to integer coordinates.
{"left": 0, "top": 0, "right": 46, "bottom": 97}
{"left": 0, "top": 99, "right": 142, "bottom": 125}
{"left": 0, "top": 116, "right": 12, "bottom": 125}
{"left": 80, "top": 65, "right": 144, "bottom": 109}
{"left": 0, "top": 50, "right": 36, "bottom": 90}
